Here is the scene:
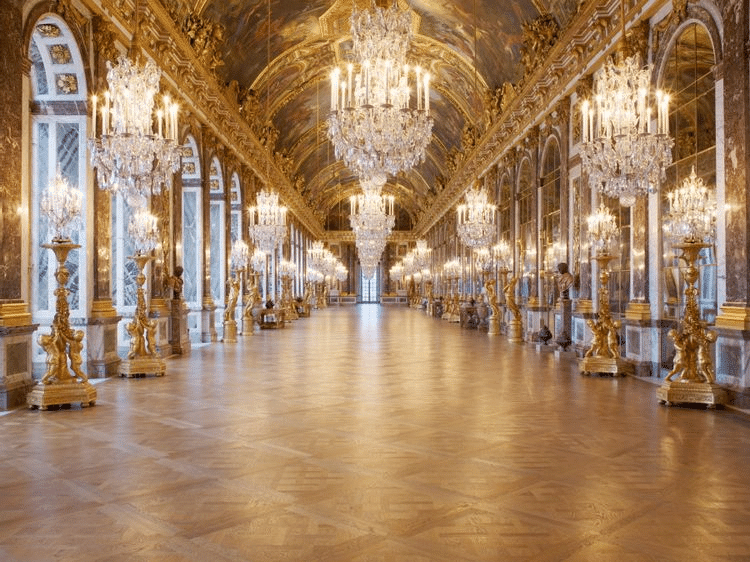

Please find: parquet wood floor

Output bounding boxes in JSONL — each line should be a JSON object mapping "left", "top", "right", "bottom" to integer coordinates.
{"left": 2, "top": 304, "right": 750, "bottom": 561}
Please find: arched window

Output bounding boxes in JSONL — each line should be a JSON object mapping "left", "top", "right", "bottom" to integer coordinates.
{"left": 540, "top": 138, "right": 561, "bottom": 273}
{"left": 181, "top": 136, "right": 202, "bottom": 334}
{"left": 29, "top": 17, "right": 88, "bottom": 335}
{"left": 209, "top": 156, "right": 225, "bottom": 323}
{"left": 517, "top": 159, "right": 535, "bottom": 303}
{"left": 661, "top": 23, "right": 717, "bottom": 322}
{"left": 229, "top": 172, "right": 242, "bottom": 243}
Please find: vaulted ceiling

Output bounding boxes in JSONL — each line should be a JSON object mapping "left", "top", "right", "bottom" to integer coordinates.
{"left": 194, "top": 0, "right": 580, "bottom": 227}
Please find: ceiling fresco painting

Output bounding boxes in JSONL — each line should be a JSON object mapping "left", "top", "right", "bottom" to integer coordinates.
{"left": 193, "top": 0, "right": 579, "bottom": 222}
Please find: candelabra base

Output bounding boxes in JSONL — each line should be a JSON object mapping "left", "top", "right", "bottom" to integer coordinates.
{"left": 657, "top": 380, "right": 727, "bottom": 408}
{"left": 580, "top": 356, "right": 633, "bottom": 377}
{"left": 119, "top": 356, "right": 166, "bottom": 378}
{"left": 508, "top": 320, "right": 523, "bottom": 343}
{"left": 223, "top": 320, "right": 238, "bottom": 343}
{"left": 487, "top": 316, "right": 500, "bottom": 336}
{"left": 28, "top": 380, "right": 96, "bottom": 410}
{"left": 242, "top": 316, "right": 255, "bottom": 335}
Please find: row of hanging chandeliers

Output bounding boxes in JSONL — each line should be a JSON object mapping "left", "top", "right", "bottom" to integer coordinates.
{"left": 328, "top": 0, "right": 433, "bottom": 279}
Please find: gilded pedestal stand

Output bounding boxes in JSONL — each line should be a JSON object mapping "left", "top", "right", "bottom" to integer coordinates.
{"left": 580, "top": 254, "right": 633, "bottom": 376}
{"left": 657, "top": 242, "right": 726, "bottom": 407}
{"left": 223, "top": 272, "right": 240, "bottom": 343}
{"left": 504, "top": 277, "right": 523, "bottom": 343}
{"left": 28, "top": 241, "right": 97, "bottom": 409}
{"left": 119, "top": 254, "right": 166, "bottom": 377}
{"left": 281, "top": 275, "right": 298, "bottom": 321}
{"left": 485, "top": 279, "right": 500, "bottom": 335}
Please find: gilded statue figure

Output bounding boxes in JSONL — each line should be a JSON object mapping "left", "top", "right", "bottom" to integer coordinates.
{"left": 224, "top": 275, "right": 240, "bottom": 322}
{"left": 504, "top": 276, "right": 521, "bottom": 321}
{"left": 485, "top": 279, "right": 500, "bottom": 319}
{"left": 556, "top": 262, "right": 574, "bottom": 300}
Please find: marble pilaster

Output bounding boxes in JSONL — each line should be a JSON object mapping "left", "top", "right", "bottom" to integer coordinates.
{"left": 86, "top": 300, "right": 121, "bottom": 376}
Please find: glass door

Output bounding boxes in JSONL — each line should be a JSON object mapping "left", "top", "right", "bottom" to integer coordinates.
{"left": 360, "top": 268, "right": 379, "bottom": 303}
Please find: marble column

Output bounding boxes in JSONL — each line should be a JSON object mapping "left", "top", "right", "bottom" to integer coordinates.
{"left": 88, "top": 162, "right": 122, "bottom": 376}
{"left": 623, "top": 197, "right": 653, "bottom": 376}
{"left": 713, "top": 3, "right": 750, "bottom": 390}
{"left": 0, "top": 0, "right": 37, "bottom": 408}
{"left": 200, "top": 130, "right": 217, "bottom": 342}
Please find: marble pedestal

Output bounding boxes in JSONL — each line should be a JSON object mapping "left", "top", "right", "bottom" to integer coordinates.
{"left": 487, "top": 316, "right": 500, "bottom": 335}
{"left": 0, "top": 321, "right": 37, "bottom": 410}
{"left": 508, "top": 319, "right": 523, "bottom": 343}
{"left": 149, "top": 299, "right": 172, "bottom": 359}
{"left": 169, "top": 299, "right": 190, "bottom": 355}
{"left": 86, "top": 301, "right": 121, "bottom": 377}
{"left": 223, "top": 320, "right": 238, "bottom": 343}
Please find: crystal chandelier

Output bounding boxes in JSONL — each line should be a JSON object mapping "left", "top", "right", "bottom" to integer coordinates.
{"left": 307, "top": 241, "right": 327, "bottom": 270}
{"left": 335, "top": 264, "right": 349, "bottom": 284}
{"left": 492, "top": 240, "right": 512, "bottom": 270}
{"left": 249, "top": 189, "right": 288, "bottom": 254}
{"left": 230, "top": 239, "right": 250, "bottom": 270}
{"left": 473, "top": 247, "right": 493, "bottom": 274}
{"left": 389, "top": 262, "right": 404, "bottom": 283}
{"left": 663, "top": 167, "right": 716, "bottom": 244}
{"left": 41, "top": 171, "right": 83, "bottom": 242}
{"left": 412, "top": 239, "right": 432, "bottom": 270}
{"left": 580, "top": 52, "right": 673, "bottom": 207}
{"left": 279, "top": 259, "right": 297, "bottom": 279}
{"left": 328, "top": 0, "right": 433, "bottom": 180}
{"left": 457, "top": 182, "right": 496, "bottom": 248}
{"left": 128, "top": 207, "right": 159, "bottom": 255}
{"left": 587, "top": 204, "right": 620, "bottom": 255}
{"left": 89, "top": 55, "right": 181, "bottom": 205}
{"left": 349, "top": 188, "right": 395, "bottom": 234}
{"left": 443, "top": 259, "right": 461, "bottom": 279}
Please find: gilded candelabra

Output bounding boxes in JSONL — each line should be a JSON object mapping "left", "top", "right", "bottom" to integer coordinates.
{"left": 657, "top": 242, "right": 725, "bottom": 407}
{"left": 579, "top": 254, "right": 632, "bottom": 376}
{"left": 485, "top": 278, "right": 500, "bottom": 335}
{"left": 657, "top": 168, "right": 723, "bottom": 407}
{"left": 119, "top": 253, "right": 166, "bottom": 377}
{"left": 28, "top": 241, "right": 97, "bottom": 409}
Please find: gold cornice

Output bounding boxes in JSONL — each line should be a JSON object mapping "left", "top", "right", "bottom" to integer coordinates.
{"left": 0, "top": 302, "right": 33, "bottom": 327}
{"left": 415, "top": 0, "right": 652, "bottom": 236}
{"left": 715, "top": 306, "right": 750, "bottom": 331}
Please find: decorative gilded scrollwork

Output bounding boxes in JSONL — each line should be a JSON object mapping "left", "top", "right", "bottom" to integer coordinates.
{"left": 520, "top": 14, "right": 560, "bottom": 78}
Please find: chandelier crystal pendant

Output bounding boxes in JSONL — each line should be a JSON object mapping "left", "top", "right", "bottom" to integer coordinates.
{"left": 328, "top": 0, "right": 433, "bottom": 180}
{"left": 249, "top": 189, "right": 288, "bottom": 254}
{"left": 580, "top": 52, "right": 673, "bottom": 207}
{"left": 457, "top": 182, "right": 497, "bottom": 248}
{"left": 89, "top": 55, "right": 181, "bottom": 206}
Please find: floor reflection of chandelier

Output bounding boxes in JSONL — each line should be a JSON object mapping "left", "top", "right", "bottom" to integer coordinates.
{"left": 457, "top": 182, "right": 496, "bottom": 248}
{"left": 249, "top": 189, "right": 288, "bottom": 254}
{"left": 89, "top": 55, "right": 181, "bottom": 205}
{"left": 580, "top": 52, "right": 673, "bottom": 207}
{"left": 328, "top": 0, "right": 433, "bottom": 180}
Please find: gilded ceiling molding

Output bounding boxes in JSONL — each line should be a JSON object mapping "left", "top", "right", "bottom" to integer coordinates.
{"left": 415, "top": 0, "right": 653, "bottom": 235}
{"left": 103, "top": 0, "right": 325, "bottom": 238}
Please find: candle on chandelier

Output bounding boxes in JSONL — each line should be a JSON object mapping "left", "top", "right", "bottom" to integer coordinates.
{"left": 581, "top": 100, "right": 589, "bottom": 143}
{"left": 330, "top": 68, "right": 340, "bottom": 111}
{"left": 347, "top": 63, "right": 353, "bottom": 108}
{"left": 91, "top": 95, "right": 98, "bottom": 136}
{"left": 415, "top": 66, "right": 422, "bottom": 111}
{"left": 103, "top": 91, "right": 110, "bottom": 135}
{"left": 423, "top": 72, "right": 430, "bottom": 113}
